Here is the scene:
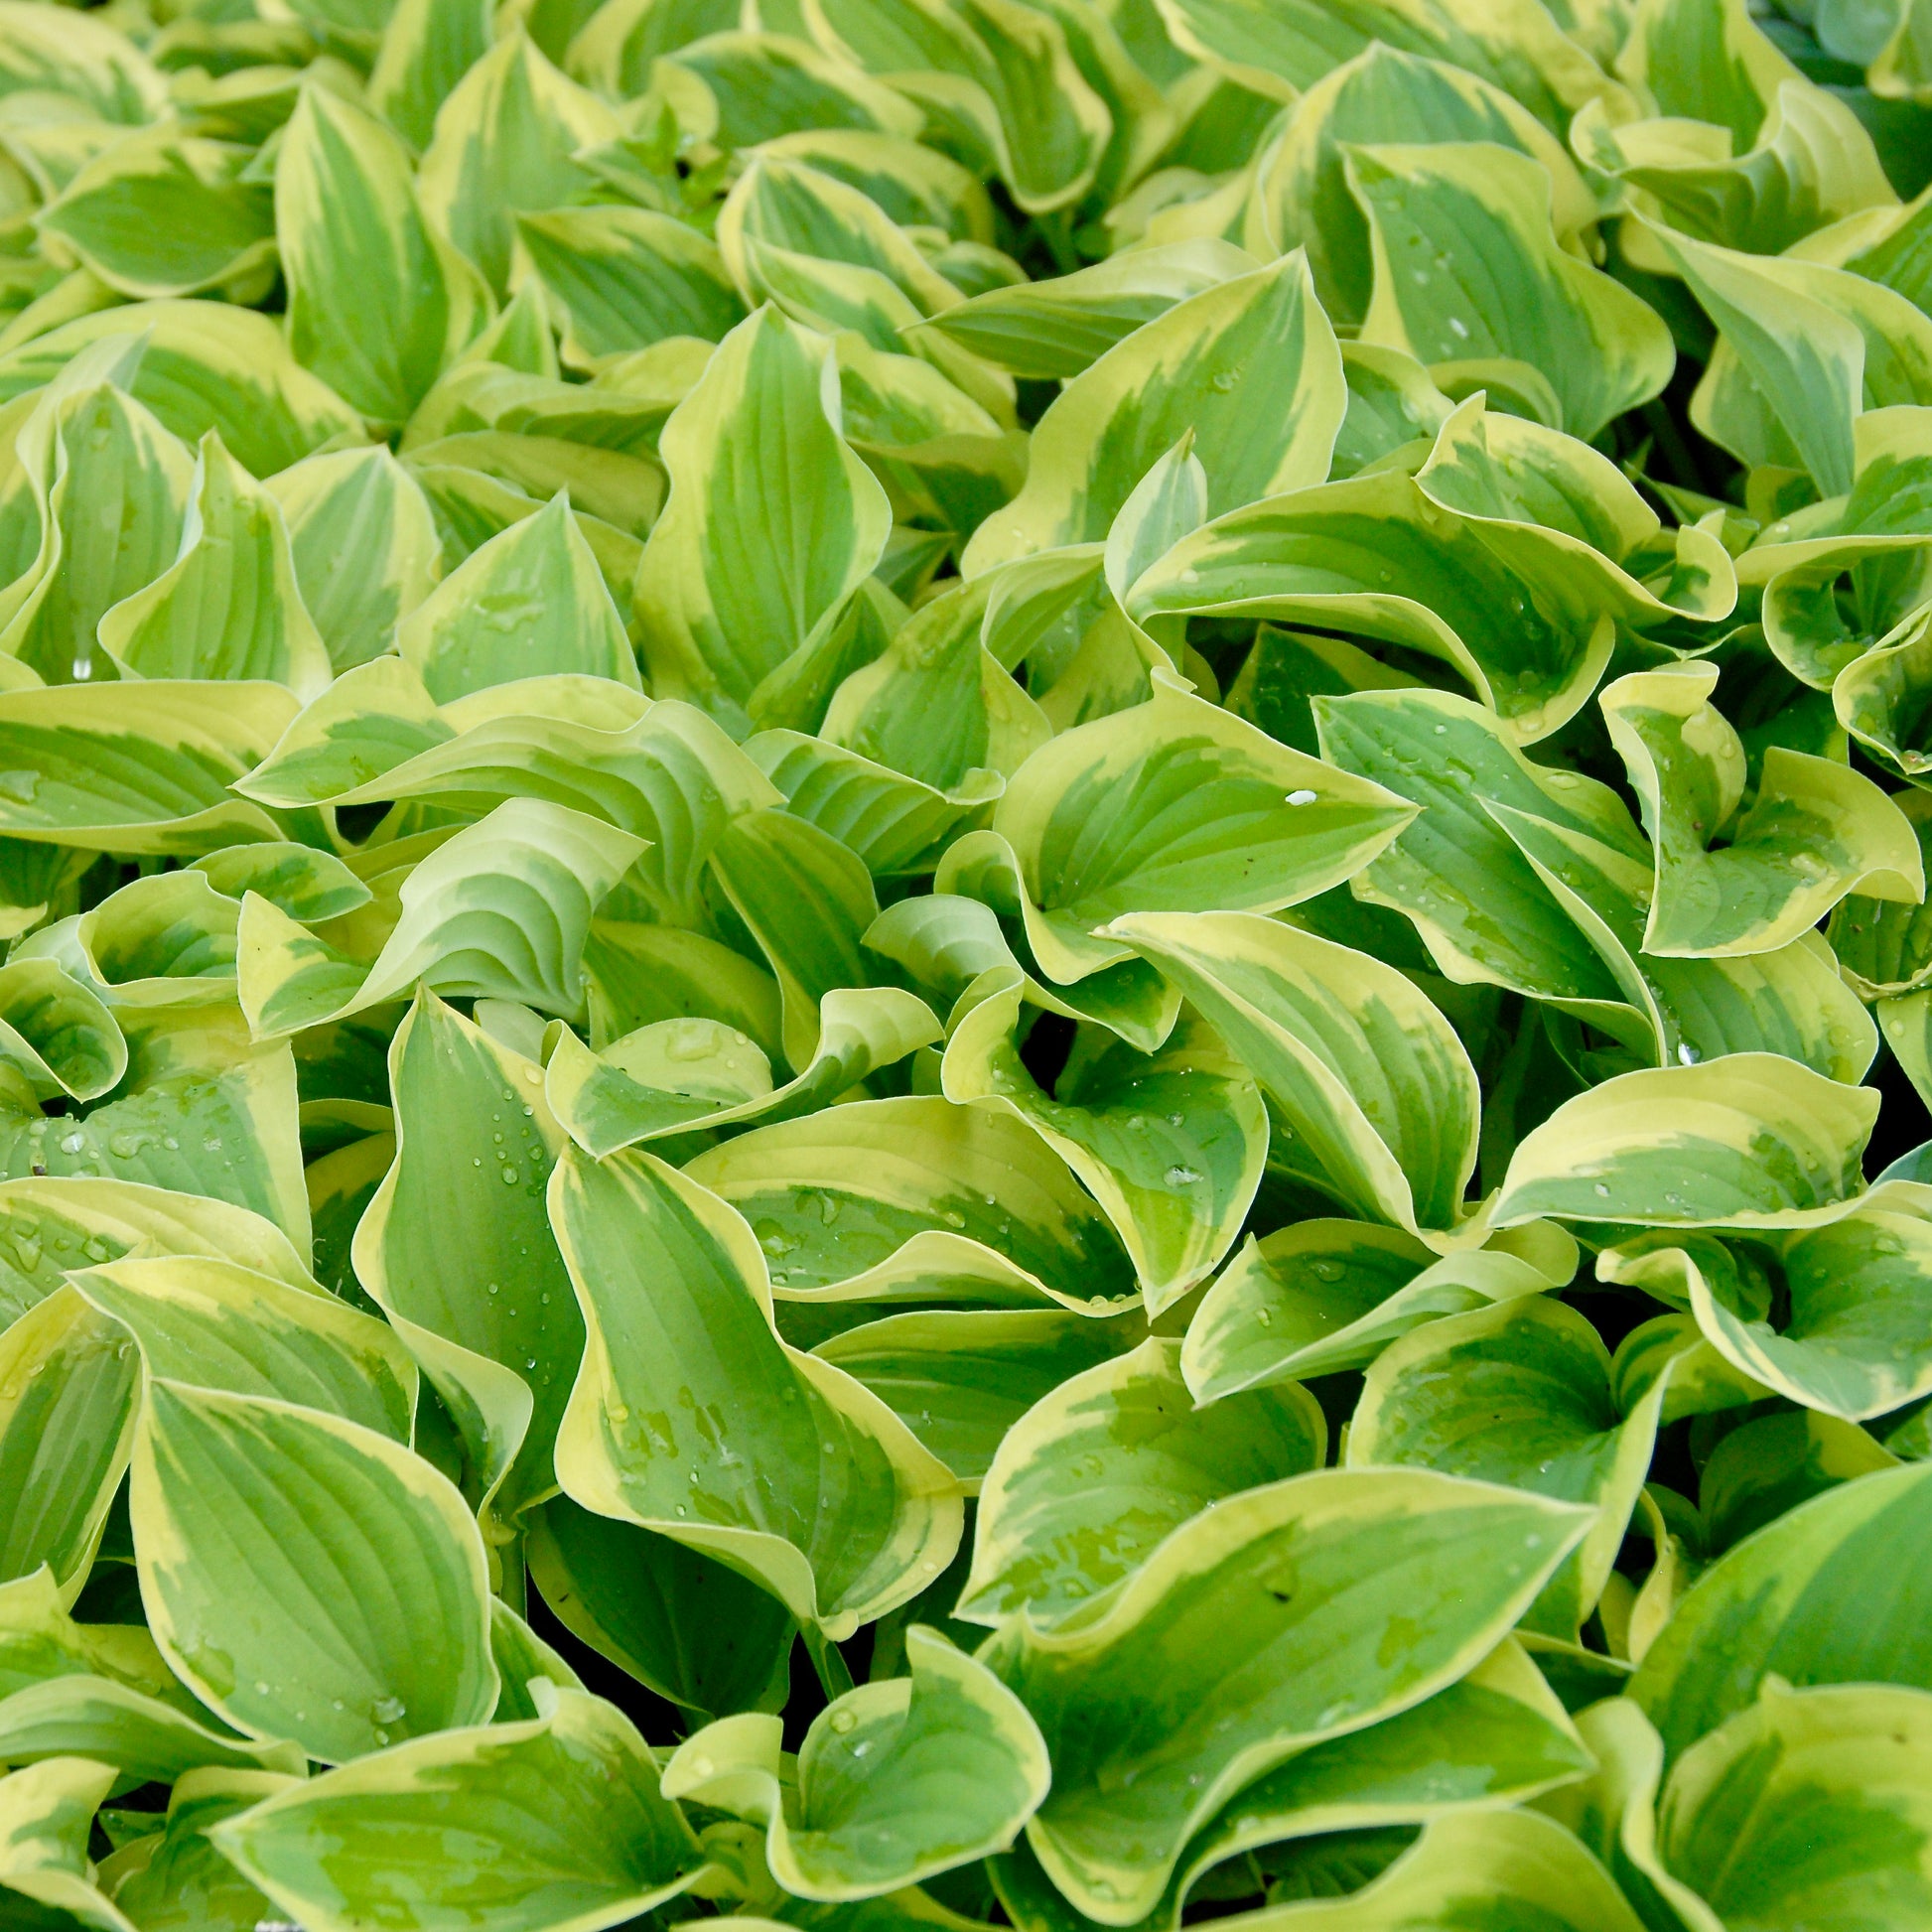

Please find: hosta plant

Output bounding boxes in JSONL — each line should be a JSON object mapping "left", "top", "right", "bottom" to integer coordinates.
{"left": 0, "top": 0, "right": 1931, "bottom": 1925}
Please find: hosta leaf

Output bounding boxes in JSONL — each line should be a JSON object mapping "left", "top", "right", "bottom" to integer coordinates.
{"left": 97, "top": 431, "right": 333, "bottom": 700}
{"left": 74, "top": 1252, "right": 413, "bottom": 1445}
{"left": 0, "top": 1674, "right": 301, "bottom": 1790}
{"left": 238, "top": 799, "right": 646, "bottom": 1035}
{"left": 1182, "top": 1222, "right": 1567, "bottom": 1400}
{"left": 3, "top": 371, "right": 195, "bottom": 686}
{"left": 817, "top": 577, "right": 1049, "bottom": 796}
{"left": 550, "top": 1144, "right": 961, "bottom": 1640}
{"left": 1413, "top": 399, "right": 1736, "bottom": 629}
{"left": 1349, "top": 141, "right": 1673, "bottom": 441}
{"left": 1494, "top": 1054, "right": 1876, "bottom": 1229}
{"left": 1577, "top": 78, "right": 1894, "bottom": 258}
{"left": 749, "top": 730, "right": 1004, "bottom": 878}
{"left": 210, "top": 1686, "right": 703, "bottom": 1932}
{"left": 995, "top": 1642, "right": 1590, "bottom": 1927}
{"left": 516, "top": 206, "right": 748, "bottom": 364}
{"left": 0, "top": 1287, "right": 136, "bottom": 1598}
{"left": 1150, "top": 0, "right": 1617, "bottom": 130}
{"left": 956, "top": 1335, "right": 1322, "bottom": 1628}
{"left": 1109, "top": 909, "right": 1478, "bottom": 1234}
{"left": 1134, "top": 472, "right": 1620, "bottom": 746}
{"left": 585, "top": 918, "right": 783, "bottom": 1060}
{"left": 0, "top": 958, "right": 122, "bottom": 1104}
{"left": 1630, "top": 1460, "right": 1932, "bottom": 1758}
{"left": 396, "top": 491, "right": 637, "bottom": 701}
{"left": 417, "top": 29, "right": 621, "bottom": 294}
{"left": 908, "top": 238, "right": 1257, "bottom": 380}
{"left": 565, "top": 0, "right": 746, "bottom": 96}
{"left": 1254, "top": 44, "right": 1597, "bottom": 326}
{"left": 920, "top": 839, "right": 1182, "bottom": 1051}
{"left": 0, "top": 6, "right": 165, "bottom": 123}
{"left": 546, "top": 986, "right": 937, "bottom": 1160}
{"left": 35, "top": 129, "right": 275, "bottom": 302}
{"left": 1695, "top": 1410, "right": 1897, "bottom": 1556}
{"left": 350, "top": 991, "right": 578, "bottom": 1521}
{"left": 368, "top": 0, "right": 493, "bottom": 152}
{"left": 1492, "top": 797, "right": 1880, "bottom": 1080}
{"left": 810, "top": 1308, "right": 1131, "bottom": 1486}
{"left": 92, "top": 1769, "right": 289, "bottom": 1932}
{"left": 1601, "top": 661, "right": 1922, "bottom": 957}
{"left": 708, "top": 806, "right": 881, "bottom": 1071}
{"left": 1599, "top": 1210, "right": 1932, "bottom": 1423}
{"left": 0, "top": 680, "right": 292, "bottom": 854}
{"left": 668, "top": 31, "right": 926, "bottom": 150}
{"left": 0, "top": 302, "right": 363, "bottom": 481}
{"left": 683, "top": 1093, "right": 1139, "bottom": 1313}
{"left": 718, "top": 152, "right": 962, "bottom": 327}
{"left": 192, "top": 842, "right": 370, "bottom": 925}
{"left": 965, "top": 252, "right": 1345, "bottom": 570}
{"left": 278, "top": 84, "right": 486, "bottom": 427}
{"left": 132, "top": 1378, "right": 497, "bottom": 1762}
{"left": 525, "top": 1495, "right": 795, "bottom": 1723}
{"left": 944, "top": 978, "right": 1267, "bottom": 1312}
{"left": 0, "top": 1003, "right": 309, "bottom": 1252}
{"left": 664, "top": 1627, "right": 1049, "bottom": 1898}
{"left": 982, "top": 1467, "right": 1592, "bottom": 1921}
{"left": 1312, "top": 686, "right": 1648, "bottom": 1012}
{"left": 0, "top": 1174, "right": 311, "bottom": 1330}
{"left": 985, "top": 669, "right": 1415, "bottom": 986}
{"left": 226, "top": 656, "right": 454, "bottom": 813}
{"left": 1348, "top": 1296, "right": 1668, "bottom": 1638}
{"left": 0, "top": 1755, "right": 130, "bottom": 1932}
{"left": 267, "top": 448, "right": 443, "bottom": 675}
{"left": 1665, "top": 227, "right": 1932, "bottom": 493}
{"left": 1652, "top": 1681, "right": 1932, "bottom": 1928}
{"left": 634, "top": 305, "right": 892, "bottom": 732}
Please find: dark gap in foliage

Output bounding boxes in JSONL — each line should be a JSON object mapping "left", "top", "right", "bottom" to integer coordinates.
{"left": 522, "top": 1582, "right": 693, "bottom": 1745}
{"left": 1018, "top": 1007, "right": 1077, "bottom": 1095}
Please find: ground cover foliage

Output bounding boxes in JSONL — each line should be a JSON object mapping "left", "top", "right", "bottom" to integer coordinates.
{"left": 0, "top": 0, "right": 1930, "bottom": 1923}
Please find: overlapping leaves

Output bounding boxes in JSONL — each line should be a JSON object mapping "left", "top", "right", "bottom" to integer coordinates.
{"left": 0, "top": 0, "right": 1926, "bottom": 1926}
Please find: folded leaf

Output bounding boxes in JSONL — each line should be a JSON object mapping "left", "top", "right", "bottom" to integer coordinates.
{"left": 98, "top": 431, "right": 333, "bottom": 700}
{"left": 550, "top": 1144, "right": 961, "bottom": 1639}
{"left": 1349, "top": 1296, "right": 1669, "bottom": 1638}
{"left": 683, "top": 1092, "right": 1140, "bottom": 1312}
{"left": 958, "top": 1334, "right": 1322, "bottom": 1628}
{"left": 664, "top": 1625, "right": 1049, "bottom": 1898}
{"left": 1602, "top": 660, "right": 1922, "bottom": 957}
{"left": 525, "top": 1495, "right": 794, "bottom": 1723}
{"left": 1109, "top": 909, "right": 1478, "bottom": 1233}
{"left": 1630, "top": 1460, "right": 1932, "bottom": 1758}
{"left": 0, "top": 1287, "right": 137, "bottom": 1599}
{"left": 1184, "top": 1221, "right": 1573, "bottom": 1405}
{"left": 944, "top": 978, "right": 1267, "bottom": 1312}
{"left": 634, "top": 305, "right": 892, "bottom": 731}
{"left": 982, "top": 1466, "right": 1592, "bottom": 1921}
{"left": 1495, "top": 1054, "right": 1877, "bottom": 1229}
{"left": 965, "top": 252, "right": 1344, "bottom": 570}
{"left": 211, "top": 1685, "right": 703, "bottom": 1932}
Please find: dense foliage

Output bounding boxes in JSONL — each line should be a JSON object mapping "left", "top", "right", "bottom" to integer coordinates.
{"left": 0, "top": 0, "right": 1930, "bottom": 1923}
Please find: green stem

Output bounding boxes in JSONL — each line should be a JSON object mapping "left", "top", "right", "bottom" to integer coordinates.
{"left": 804, "top": 1624, "right": 855, "bottom": 1701}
